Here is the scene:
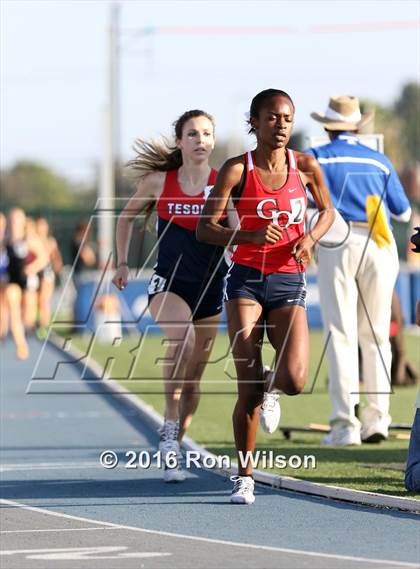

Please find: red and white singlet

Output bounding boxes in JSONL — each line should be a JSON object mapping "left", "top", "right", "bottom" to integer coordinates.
{"left": 157, "top": 168, "right": 218, "bottom": 231}
{"left": 231, "top": 149, "right": 307, "bottom": 274}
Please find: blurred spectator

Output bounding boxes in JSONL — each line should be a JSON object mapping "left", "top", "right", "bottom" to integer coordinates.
{"left": 70, "top": 220, "right": 97, "bottom": 332}
{"left": 94, "top": 294, "right": 121, "bottom": 343}
{"left": 24, "top": 218, "right": 49, "bottom": 330}
{"left": 390, "top": 290, "right": 418, "bottom": 386}
{"left": 35, "top": 217, "right": 63, "bottom": 338}
{"left": 405, "top": 227, "right": 420, "bottom": 492}
{"left": 5, "top": 209, "right": 48, "bottom": 359}
{"left": 407, "top": 213, "right": 420, "bottom": 266}
{"left": 0, "top": 212, "right": 9, "bottom": 339}
{"left": 70, "top": 220, "right": 96, "bottom": 283}
{"left": 399, "top": 163, "right": 420, "bottom": 202}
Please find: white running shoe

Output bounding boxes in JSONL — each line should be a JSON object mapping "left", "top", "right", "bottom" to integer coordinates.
{"left": 159, "top": 420, "right": 185, "bottom": 482}
{"left": 164, "top": 464, "right": 186, "bottom": 483}
{"left": 323, "top": 425, "right": 361, "bottom": 446}
{"left": 259, "top": 366, "right": 281, "bottom": 434}
{"left": 260, "top": 392, "right": 281, "bottom": 433}
{"left": 159, "top": 420, "right": 181, "bottom": 462}
{"left": 230, "top": 475, "right": 255, "bottom": 504}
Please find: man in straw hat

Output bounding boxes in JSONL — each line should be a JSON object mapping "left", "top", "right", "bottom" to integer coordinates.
{"left": 307, "top": 95, "right": 411, "bottom": 446}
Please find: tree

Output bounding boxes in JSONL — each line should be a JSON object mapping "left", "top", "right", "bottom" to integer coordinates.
{"left": 361, "top": 82, "right": 420, "bottom": 170}
{"left": 1, "top": 161, "right": 76, "bottom": 210}
{"left": 361, "top": 100, "right": 405, "bottom": 167}
{"left": 394, "top": 82, "right": 420, "bottom": 165}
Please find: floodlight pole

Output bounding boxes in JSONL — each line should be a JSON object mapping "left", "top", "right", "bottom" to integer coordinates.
{"left": 99, "top": 2, "right": 120, "bottom": 269}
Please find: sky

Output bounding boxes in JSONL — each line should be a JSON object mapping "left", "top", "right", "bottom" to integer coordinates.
{"left": 1, "top": 0, "right": 419, "bottom": 183}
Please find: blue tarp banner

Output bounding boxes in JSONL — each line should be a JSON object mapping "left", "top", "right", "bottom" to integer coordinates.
{"left": 74, "top": 269, "right": 419, "bottom": 333}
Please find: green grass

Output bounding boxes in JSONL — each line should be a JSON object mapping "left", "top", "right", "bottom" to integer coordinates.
{"left": 71, "top": 330, "right": 419, "bottom": 498}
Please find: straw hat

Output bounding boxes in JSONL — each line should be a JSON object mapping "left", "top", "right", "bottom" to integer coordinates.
{"left": 311, "top": 95, "right": 373, "bottom": 131}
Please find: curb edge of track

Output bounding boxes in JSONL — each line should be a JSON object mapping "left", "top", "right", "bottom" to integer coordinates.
{"left": 47, "top": 332, "right": 420, "bottom": 514}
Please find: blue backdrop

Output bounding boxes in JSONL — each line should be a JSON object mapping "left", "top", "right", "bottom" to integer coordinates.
{"left": 73, "top": 268, "right": 419, "bottom": 334}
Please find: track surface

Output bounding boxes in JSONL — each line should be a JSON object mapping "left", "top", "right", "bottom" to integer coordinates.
{"left": 1, "top": 337, "right": 419, "bottom": 569}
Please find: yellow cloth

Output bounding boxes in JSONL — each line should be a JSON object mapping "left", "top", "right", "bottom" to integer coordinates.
{"left": 366, "top": 195, "right": 393, "bottom": 248}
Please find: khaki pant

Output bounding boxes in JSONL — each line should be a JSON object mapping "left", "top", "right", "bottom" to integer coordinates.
{"left": 317, "top": 226, "right": 399, "bottom": 430}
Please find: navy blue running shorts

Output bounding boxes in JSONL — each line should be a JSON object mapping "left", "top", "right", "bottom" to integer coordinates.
{"left": 225, "top": 263, "right": 306, "bottom": 315}
{"left": 148, "top": 272, "right": 224, "bottom": 321}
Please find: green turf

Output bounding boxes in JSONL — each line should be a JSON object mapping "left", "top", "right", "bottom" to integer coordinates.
{"left": 72, "top": 330, "right": 419, "bottom": 498}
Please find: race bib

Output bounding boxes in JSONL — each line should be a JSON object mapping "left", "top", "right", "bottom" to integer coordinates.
{"left": 148, "top": 273, "right": 167, "bottom": 295}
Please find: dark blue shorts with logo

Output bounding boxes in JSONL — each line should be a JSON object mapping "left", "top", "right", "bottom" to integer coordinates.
{"left": 148, "top": 272, "right": 224, "bottom": 321}
{"left": 225, "top": 263, "right": 306, "bottom": 316}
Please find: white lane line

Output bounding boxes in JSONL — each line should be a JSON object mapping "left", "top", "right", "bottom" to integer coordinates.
{"left": 0, "top": 498, "right": 417, "bottom": 568}
{"left": 1, "top": 546, "right": 172, "bottom": 560}
{"left": 1, "top": 527, "right": 108, "bottom": 534}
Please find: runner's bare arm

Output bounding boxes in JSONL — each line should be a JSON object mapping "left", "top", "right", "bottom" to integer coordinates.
{"left": 197, "top": 158, "right": 283, "bottom": 246}
{"left": 50, "top": 237, "right": 63, "bottom": 273}
{"left": 112, "top": 171, "right": 164, "bottom": 289}
{"left": 292, "top": 154, "right": 334, "bottom": 263}
{"left": 115, "top": 171, "right": 164, "bottom": 266}
{"left": 24, "top": 237, "right": 50, "bottom": 276}
{"left": 298, "top": 153, "right": 334, "bottom": 243}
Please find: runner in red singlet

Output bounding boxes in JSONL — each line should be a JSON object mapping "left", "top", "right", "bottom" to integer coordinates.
{"left": 112, "top": 110, "right": 230, "bottom": 483}
{"left": 197, "top": 89, "right": 334, "bottom": 504}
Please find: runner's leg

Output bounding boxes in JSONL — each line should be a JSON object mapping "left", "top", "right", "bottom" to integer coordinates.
{"left": 266, "top": 305, "right": 309, "bottom": 395}
{"left": 38, "top": 276, "right": 55, "bottom": 327}
{"left": 178, "top": 313, "right": 220, "bottom": 441}
{"left": 149, "top": 292, "right": 195, "bottom": 422}
{"left": 0, "top": 284, "right": 9, "bottom": 338}
{"left": 23, "top": 289, "right": 38, "bottom": 330}
{"left": 6, "top": 283, "right": 28, "bottom": 359}
{"left": 226, "top": 298, "right": 264, "bottom": 476}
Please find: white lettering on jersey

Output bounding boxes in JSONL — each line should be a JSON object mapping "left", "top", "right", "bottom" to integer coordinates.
{"left": 166, "top": 203, "right": 205, "bottom": 216}
{"left": 256, "top": 197, "right": 306, "bottom": 228}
